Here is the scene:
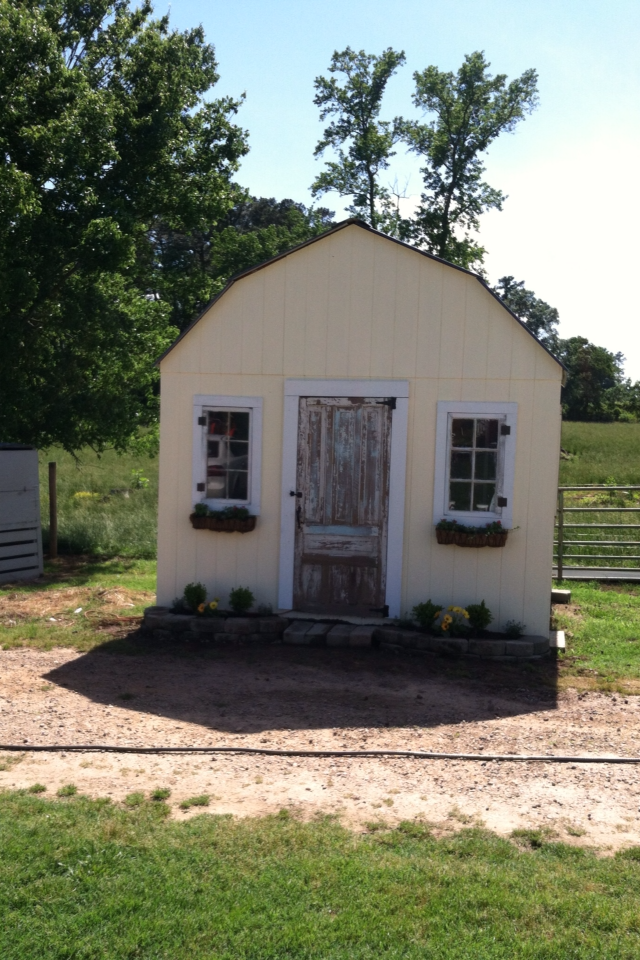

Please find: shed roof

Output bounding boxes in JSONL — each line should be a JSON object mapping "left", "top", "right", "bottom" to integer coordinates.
{"left": 156, "top": 218, "right": 564, "bottom": 372}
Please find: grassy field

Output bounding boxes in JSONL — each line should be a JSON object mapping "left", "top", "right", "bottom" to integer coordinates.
{"left": 39, "top": 447, "right": 158, "bottom": 558}
{"left": 1, "top": 792, "right": 639, "bottom": 959}
{"left": 560, "top": 422, "right": 640, "bottom": 485}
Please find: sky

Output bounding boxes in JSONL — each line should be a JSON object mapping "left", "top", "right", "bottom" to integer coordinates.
{"left": 167, "top": 0, "right": 640, "bottom": 377}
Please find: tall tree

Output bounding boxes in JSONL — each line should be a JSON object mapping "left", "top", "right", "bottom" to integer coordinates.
{"left": 311, "top": 47, "right": 406, "bottom": 230}
{"left": 494, "top": 276, "right": 560, "bottom": 350}
{"left": 151, "top": 198, "right": 334, "bottom": 331}
{"left": 0, "top": 0, "right": 248, "bottom": 452}
{"left": 404, "top": 52, "right": 538, "bottom": 269}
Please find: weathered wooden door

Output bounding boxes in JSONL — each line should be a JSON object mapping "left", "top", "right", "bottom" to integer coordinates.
{"left": 293, "top": 397, "right": 392, "bottom": 616}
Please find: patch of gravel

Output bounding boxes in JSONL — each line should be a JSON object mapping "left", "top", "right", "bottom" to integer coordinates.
{"left": 1, "top": 646, "right": 639, "bottom": 849}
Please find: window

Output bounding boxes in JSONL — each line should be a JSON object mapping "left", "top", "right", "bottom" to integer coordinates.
{"left": 433, "top": 402, "right": 517, "bottom": 527}
{"left": 192, "top": 396, "right": 262, "bottom": 514}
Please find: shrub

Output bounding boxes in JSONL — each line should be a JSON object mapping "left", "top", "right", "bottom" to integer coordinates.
{"left": 504, "top": 620, "right": 526, "bottom": 638}
{"left": 467, "top": 600, "right": 493, "bottom": 632}
{"left": 151, "top": 787, "right": 171, "bottom": 801}
{"left": 183, "top": 582, "right": 207, "bottom": 611}
{"left": 412, "top": 600, "right": 440, "bottom": 631}
{"left": 433, "top": 606, "right": 471, "bottom": 637}
{"left": 229, "top": 586, "right": 255, "bottom": 615}
{"left": 124, "top": 792, "right": 145, "bottom": 807}
{"left": 28, "top": 783, "right": 46, "bottom": 794}
{"left": 57, "top": 784, "right": 77, "bottom": 797}
{"left": 179, "top": 794, "right": 210, "bottom": 810}
{"left": 193, "top": 503, "right": 208, "bottom": 517}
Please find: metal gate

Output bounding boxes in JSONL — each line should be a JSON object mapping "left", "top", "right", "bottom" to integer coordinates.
{"left": 555, "top": 485, "right": 640, "bottom": 580}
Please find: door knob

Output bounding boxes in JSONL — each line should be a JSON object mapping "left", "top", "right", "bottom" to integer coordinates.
{"left": 289, "top": 490, "right": 302, "bottom": 498}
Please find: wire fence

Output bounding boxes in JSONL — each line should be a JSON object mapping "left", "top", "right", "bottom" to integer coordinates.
{"left": 555, "top": 485, "right": 640, "bottom": 580}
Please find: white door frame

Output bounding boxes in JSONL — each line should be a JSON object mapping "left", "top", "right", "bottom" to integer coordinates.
{"left": 277, "top": 379, "right": 409, "bottom": 617}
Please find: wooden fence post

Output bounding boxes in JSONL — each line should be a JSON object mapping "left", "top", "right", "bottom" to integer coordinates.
{"left": 48, "top": 461, "right": 57, "bottom": 560}
{"left": 557, "top": 489, "right": 564, "bottom": 582}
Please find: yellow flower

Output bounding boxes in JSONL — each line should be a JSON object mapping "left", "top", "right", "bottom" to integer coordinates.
{"left": 209, "top": 600, "right": 218, "bottom": 610}
{"left": 441, "top": 622, "right": 450, "bottom": 632}
{"left": 443, "top": 615, "right": 453, "bottom": 625}
{"left": 197, "top": 603, "right": 205, "bottom": 613}
{"left": 435, "top": 611, "right": 442, "bottom": 618}
{"left": 463, "top": 611, "right": 470, "bottom": 619}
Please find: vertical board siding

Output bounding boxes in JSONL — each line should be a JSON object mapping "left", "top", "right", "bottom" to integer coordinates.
{"left": 158, "top": 225, "right": 563, "bottom": 634}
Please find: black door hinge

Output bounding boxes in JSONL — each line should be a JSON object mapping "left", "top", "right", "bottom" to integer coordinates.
{"left": 376, "top": 398, "right": 396, "bottom": 411}
{"left": 198, "top": 416, "right": 207, "bottom": 426}
{"left": 497, "top": 496, "right": 508, "bottom": 507}
{"left": 370, "top": 604, "right": 389, "bottom": 617}
{"left": 500, "top": 424, "right": 511, "bottom": 435}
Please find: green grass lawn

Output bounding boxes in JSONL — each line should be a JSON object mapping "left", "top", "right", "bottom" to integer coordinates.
{"left": 1, "top": 792, "right": 639, "bottom": 959}
{"left": 560, "top": 422, "right": 640, "bottom": 485}
{"left": 39, "top": 447, "right": 159, "bottom": 558}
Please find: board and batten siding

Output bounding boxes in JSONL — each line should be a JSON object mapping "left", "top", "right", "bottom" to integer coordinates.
{"left": 158, "top": 224, "right": 562, "bottom": 635}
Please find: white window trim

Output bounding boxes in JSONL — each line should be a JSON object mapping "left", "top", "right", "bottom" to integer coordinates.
{"left": 433, "top": 401, "right": 517, "bottom": 529}
{"left": 278, "top": 379, "right": 409, "bottom": 617}
{"left": 192, "top": 395, "right": 263, "bottom": 515}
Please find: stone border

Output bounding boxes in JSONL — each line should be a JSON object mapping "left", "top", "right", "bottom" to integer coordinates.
{"left": 141, "top": 608, "right": 550, "bottom": 659}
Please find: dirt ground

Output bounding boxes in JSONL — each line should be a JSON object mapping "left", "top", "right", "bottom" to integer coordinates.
{"left": 1, "top": 643, "right": 640, "bottom": 849}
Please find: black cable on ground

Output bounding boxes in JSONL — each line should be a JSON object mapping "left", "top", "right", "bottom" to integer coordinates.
{"left": 0, "top": 744, "right": 639, "bottom": 764}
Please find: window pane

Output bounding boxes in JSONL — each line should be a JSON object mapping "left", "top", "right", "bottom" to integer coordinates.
{"left": 230, "top": 411, "right": 250, "bottom": 440}
{"left": 451, "top": 419, "right": 474, "bottom": 447}
{"left": 476, "top": 419, "right": 499, "bottom": 449}
{"left": 449, "top": 482, "right": 472, "bottom": 511}
{"left": 227, "top": 471, "right": 248, "bottom": 500}
{"left": 474, "top": 451, "right": 497, "bottom": 481}
{"left": 205, "top": 409, "right": 251, "bottom": 501}
{"left": 450, "top": 451, "right": 472, "bottom": 479}
{"left": 208, "top": 411, "right": 229, "bottom": 436}
{"left": 473, "top": 483, "right": 496, "bottom": 512}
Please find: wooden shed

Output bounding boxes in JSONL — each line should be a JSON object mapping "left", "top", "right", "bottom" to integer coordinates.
{"left": 157, "top": 219, "right": 563, "bottom": 637}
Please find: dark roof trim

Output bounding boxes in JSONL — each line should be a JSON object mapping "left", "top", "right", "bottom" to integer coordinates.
{"left": 156, "top": 218, "right": 565, "bottom": 373}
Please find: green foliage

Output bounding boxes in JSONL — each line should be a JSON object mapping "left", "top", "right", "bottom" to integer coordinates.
{"left": 229, "top": 586, "right": 255, "bottom": 615}
{"left": 183, "top": 582, "right": 207, "bottom": 611}
{"left": 153, "top": 198, "right": 334, "bottom": 332}
{"left": 56, "top": 784, "right": 77, "bottom": 797}
{"left": 403, "top": 52, "right": 538, "bottom": 269}
{"left": 0, "top": 0, "right": 247, "bottom": 451}
{"left": 466, "top": 600, "right": 493, "bottom": 632}
{"left": 494, "top": 276, "right": 560, "bottom": 350}
{"left": 311, "top": 47, "right": 406, "bottom": 229}
{"left": 504, "top": 620, "right": 525, "bottom": 639}
{"left": 39, "top": 447, "right": 158, "bottom": 558}
{"left": 193, "top": 503, "right": 208, "bottom": 517}
{"left": 411, "top": 600, "right": 440, "bottom": 630}
{"left": 560, "top": 423, "right": 640, "bottom": 485}
{"left": 209, "top": 506, "right": 250, "bottom": 520}
{"left": 27, "top": 784, "right": 46, "bottom": 794}
{"left": 559, "top": 337, "right": 640, "bottom": 422}
{"left": 179, "top": 794, "right": 210, "bottom": 810}
{"left": 151, "top": 788, "right": 171, "bottom": 801}
{"left": 124, "top": 792, "right": 145, "bottom": 808}
{"left": 5, "top": 792, "right": 640, "bottom": 958}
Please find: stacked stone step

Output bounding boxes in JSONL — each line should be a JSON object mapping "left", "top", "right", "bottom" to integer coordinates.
{"left": 374, "top": 627, "right": 549, "bottom": 658}
{"left": 142, "top": 607, "right": 289, "bottom": 644}
{"left": 282, "top": 622, "right": 375, "bottom": 647}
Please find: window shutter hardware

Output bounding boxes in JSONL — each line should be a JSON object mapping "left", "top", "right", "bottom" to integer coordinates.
{"left": 197, "top": 416, "right": 207, "bottom": 426}
{"left": 196, "top": 482, "right": 205, "bottom": 492}
{"left": 497, "top": 496, "right": 508, "bottom": 507}
{"left": 500, "top": 424, "right": 511, "bottom": 435}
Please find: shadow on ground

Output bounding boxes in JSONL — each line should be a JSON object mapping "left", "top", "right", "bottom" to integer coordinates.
{"left": 43, "top": 634, "right": 559, "bottom": 737}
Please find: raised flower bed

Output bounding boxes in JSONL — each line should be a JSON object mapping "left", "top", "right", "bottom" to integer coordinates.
{"left": 190, "top": 505, "right": 257, "bottom": 533}
{"left": 435, "top": 520, "right": 508, "bottom": 547}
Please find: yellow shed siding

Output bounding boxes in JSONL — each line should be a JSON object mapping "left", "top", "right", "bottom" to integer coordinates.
{"left": 158, "top": 223, "right": 562, "bottom": 635}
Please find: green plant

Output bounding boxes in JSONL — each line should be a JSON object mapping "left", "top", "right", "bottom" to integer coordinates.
{"left": 179, "top": 794, "right": 210, "bottom": 810}
{"left": 28, "top": 784, "right": 46, "bottom": 794}
{"left": 151, "top": 788, "right": 171, "bottom": 801}
{"left": 193, "top": 503, "right": 208, "bottom": 517}
{"left": 433, "top": 606, "right": 471, "bottom": 637}
{"left": 412, "top": 600, "right": 440, "bottom": 631}
{"left": 124, "top": 792, "right": 145, "bottom": 807}
{"left": 131, "top": 470, "right": 150, "bottom": 489}
{"left": 466, "top": 600, "right": 493, "bottom": 632}
{"left": 209, "top": 506, "right": 251, "bottom": 520}
{"left": 183, "top": 582, "right": 207, "bottom": 611}
{"left": 229, "top": 586, "right": 255, "bottom": 615}
{"left": 504, "top": 620, "right": 525, "bottom": 638}
{"left": 56, "top": 784, "right": 77, "bottom": 798}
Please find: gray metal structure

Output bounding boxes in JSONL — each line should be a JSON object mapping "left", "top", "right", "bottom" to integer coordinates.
{"left": 0, "top": 445, "right": 43, "bottom": 584}
{"left": 554, "top": 484, "right": 640, "bottom": 581}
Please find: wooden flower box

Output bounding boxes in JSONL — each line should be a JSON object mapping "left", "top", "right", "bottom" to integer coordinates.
{"left": 190, "top": 514, "right": 256, "bottom": 533}
{"left": 436, "top": 528, "right": 509, "bottom": 548}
